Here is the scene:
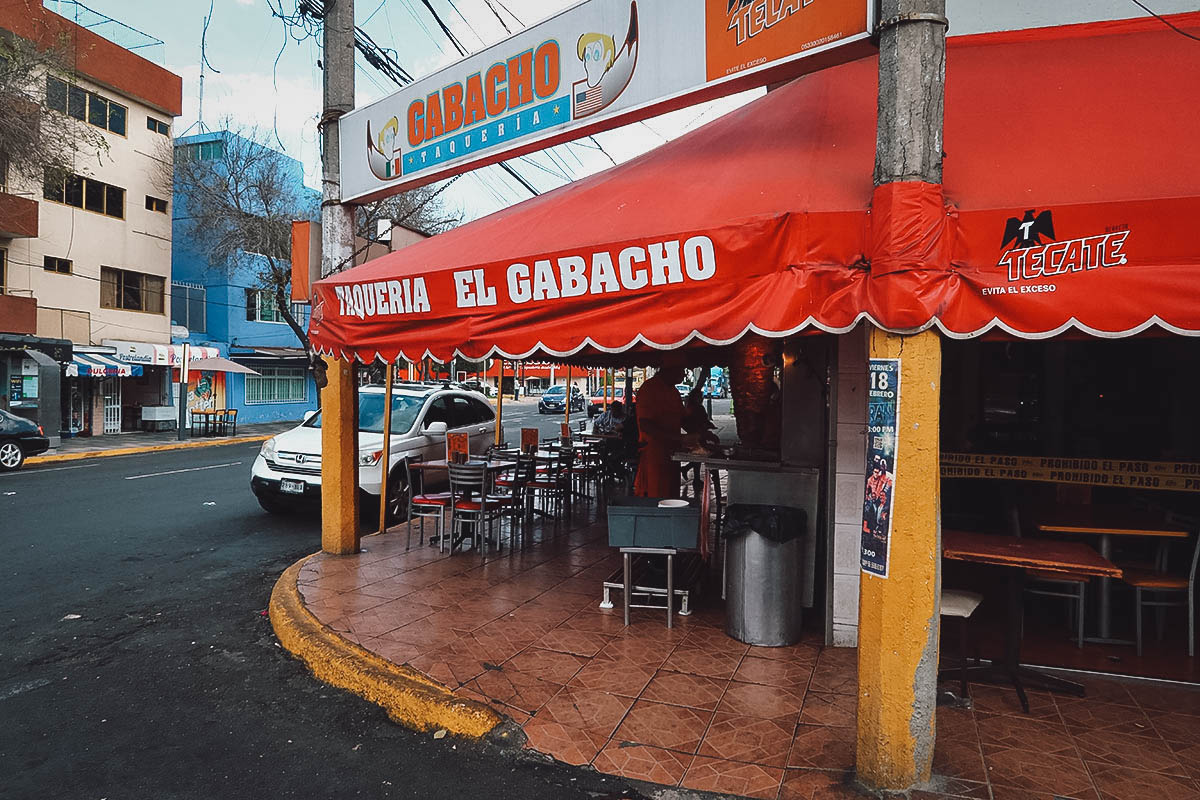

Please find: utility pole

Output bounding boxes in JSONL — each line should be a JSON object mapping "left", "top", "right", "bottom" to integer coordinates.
{"left": 319, "top": 0, "right": 360, "bottom": 555}
{"left": 856, "top": 0, "right": 947, "bottom": 792}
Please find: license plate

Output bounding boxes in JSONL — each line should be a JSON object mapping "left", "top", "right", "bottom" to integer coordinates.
{"left": 280, "top": 478, "right": 305, "bottom": 494}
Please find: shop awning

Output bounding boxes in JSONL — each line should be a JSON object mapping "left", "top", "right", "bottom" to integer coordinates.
{"left": 67, "top": 354, "right": 143, "bottom": 378}
{"left": 228, "top": 347, "right": 309, "bottom": 360}
{"left": 309, "top": 12, "right": 1200, "bottom": 364}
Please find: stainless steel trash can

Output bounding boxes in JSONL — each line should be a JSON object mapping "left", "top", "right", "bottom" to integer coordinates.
{"left": 724, "top": 504, "right": 807, "bottom": 646}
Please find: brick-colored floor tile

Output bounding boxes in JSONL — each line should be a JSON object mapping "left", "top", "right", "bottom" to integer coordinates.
{"left": 734, "top": 655, "right": 815, "bottom": 689}
{"left": 719, "top": 680, "right": 806, "bottom": 723}
{"left": 502, "top": 646, "right": 589, "bottom": 684}
{"left": 536, "top": 686, "right": 633, "bottom": 737}
{"left": 614, "top": 699, "right": 713, "bottom": 753}
{"left": 567, "top": 659, "right": 656, "bottom": 697}
{"left": 681, "top": 755, "right": 783, "bottom": 799}
{"left": 1073, "top": 728, "right": 1187, "bottom": 775}
{"left": 975, "top": 712, "right": 1076, "bottom": 756}
{"left": 1087, "top": 762, "right": 1200, "bottom": 800}
{"left": 641, "top": 670, "right": 728, "bottom": 711}
{"left": 697, "top": 712, "right": 793, "bottom": 767}
{"left": 778, "top": 768, "right": 864, "bottom": 799}
{"left": 799, "top": 692, "right": 856, "bottom": 727}
{"left": 591, "top": 741, "right": 691, "bottom": 787}
{"left": 789, "top": 723, "right": 856, "bottom": 770}
{"left": 534, "top": 628, "right": 612, "bottom": 658}
{"left": 983, "top": 745, "right": 1095, "bottom": 798}
{"left": 520, "top": 717, "right": 608, "bottom": 766}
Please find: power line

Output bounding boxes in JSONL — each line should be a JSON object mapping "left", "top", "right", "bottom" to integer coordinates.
{"left": 1128, "top": 0, "right": 1200, "bottom": 41}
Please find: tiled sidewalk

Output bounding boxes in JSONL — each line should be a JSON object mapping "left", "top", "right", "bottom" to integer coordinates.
{"left": 296, "top": 515, "right": 1200, "bottom": 800}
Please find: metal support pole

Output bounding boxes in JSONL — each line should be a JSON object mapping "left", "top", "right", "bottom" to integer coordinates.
{"left": 378, "top": 362, "right": 394, "bottom": 535}
{"left": 495, "top": 360, "right": 504, "bottom": 446}
{"left": 564, "top": 363, "right": 572, "bottom": 431}
{"left": 176, "top": 342, "right": 189, "bottom": 440}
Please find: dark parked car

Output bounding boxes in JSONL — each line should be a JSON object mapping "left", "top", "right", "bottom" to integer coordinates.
{"left": 0, "top": 408, "right": 51, "bottom": 471}
{"left": 538, "top": 384, "right": 585, "bottom": 414}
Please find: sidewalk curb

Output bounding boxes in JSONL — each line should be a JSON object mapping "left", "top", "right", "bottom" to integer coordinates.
{"left": 269, "top": 555, "right": 503, "bottom": 739}
{"left": 27, "top": 434, "right": 274, "bottom": 465}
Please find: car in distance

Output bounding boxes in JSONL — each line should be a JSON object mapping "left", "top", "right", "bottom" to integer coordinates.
{"left": 587, "top": 386, "right": 630, "bottom": 417}
{"left": 250, "top": 384, "right": 495, "bottom": 521}
{"left": 0, "top": 408, "right": 51, "bottom": 471}
{"left": 538, "top": 384, "right": 585, "bottom": 414}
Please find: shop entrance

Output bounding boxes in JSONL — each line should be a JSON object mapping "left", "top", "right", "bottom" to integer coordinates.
{"left": 101, "top": 378, "right": 121, "bottom": 435}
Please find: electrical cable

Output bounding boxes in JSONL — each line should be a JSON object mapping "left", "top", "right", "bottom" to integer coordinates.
{"left": 1127, "top": 0, "right": 1200, "bottom": 41}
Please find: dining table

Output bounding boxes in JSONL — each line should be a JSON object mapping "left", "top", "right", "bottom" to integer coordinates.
{"left": 942, "top": 529, "right": 1123, "bottom": 711}
{"left": 1036, "top": 504, "right": 1189, "bottom": 643}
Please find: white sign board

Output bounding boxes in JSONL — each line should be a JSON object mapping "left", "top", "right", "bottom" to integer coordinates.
{"left": 340, "top": 0, "right": 875, "bottom": 203}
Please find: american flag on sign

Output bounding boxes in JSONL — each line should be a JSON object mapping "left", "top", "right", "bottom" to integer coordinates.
{"left": 574, "top": 84, "right": 603, "bottom": 116}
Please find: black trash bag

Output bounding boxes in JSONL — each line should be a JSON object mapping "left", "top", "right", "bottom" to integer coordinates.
{"left": 723, "top": 504, "right": 807, "bottom": 543}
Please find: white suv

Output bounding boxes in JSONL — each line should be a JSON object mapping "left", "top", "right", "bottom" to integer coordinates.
{"left": 250, "top": 383, "right": 495, "bottom": 520}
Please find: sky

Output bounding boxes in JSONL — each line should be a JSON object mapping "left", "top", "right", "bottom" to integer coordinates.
{"left": 68, "top": 0, "right": 763, "bottom": 224}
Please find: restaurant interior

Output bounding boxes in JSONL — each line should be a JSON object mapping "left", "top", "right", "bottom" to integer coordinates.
{"left": 940, "top": 335, "right": 1199, "bottom": 683}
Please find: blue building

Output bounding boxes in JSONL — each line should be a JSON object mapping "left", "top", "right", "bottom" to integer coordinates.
{"left": 171, "top": 131, "right": 321, "bottom": 425}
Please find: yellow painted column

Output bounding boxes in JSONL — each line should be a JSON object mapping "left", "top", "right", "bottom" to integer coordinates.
{"left": 856, "top": 327, "right": 941, "bottom": 790}
{"left": 321, "top": 356, "right": 360, "bottom": 554}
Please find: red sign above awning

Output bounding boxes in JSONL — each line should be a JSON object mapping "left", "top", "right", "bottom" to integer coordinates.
{"left": 310, "top": 13, "right": 1200, "bottom": 364}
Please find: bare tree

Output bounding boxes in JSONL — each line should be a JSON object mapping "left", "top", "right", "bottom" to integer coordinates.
{"left": 173, "top": 124, "right": 460, "bottom": 379}
{"left": 173, "top": 124, "right": 316, "bottom": 352}
{"left": 0, "top": 28, "right": 109, "bottom": 188}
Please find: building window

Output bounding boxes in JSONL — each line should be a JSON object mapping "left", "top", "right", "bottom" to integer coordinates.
{"left": 170, "top": 282, "right": 206, "bottom": 333}
{"left": 0, "top": 249, "right": 6, "bottom": 294}
{"left": 43, "top": 256, "right": 72, "bottom": 274}
{"left": 101, "top": 267, "right": 165, "bottom": 313}
{"left": 178, "top": 140, "right": 225, "bottom": 161}
{"left": 145, "top": 195, "right": 168, "bottom": 213}
{"left": 147, "top": 116, "right": 169, "bottom": 136}
{"left": 46, "top": 76, "right": 127, "bottom": 136}
{"left": 245, "top": 288, "right": 284, "bottom": 323}
{"left": 0, "top": 154, "right": 8, "bottom": 193}
{"left": 245, "top": 367, "right": 307, "bottom": 404}
{"left": 43, "top": 171, "right": 125, "bottom": 219}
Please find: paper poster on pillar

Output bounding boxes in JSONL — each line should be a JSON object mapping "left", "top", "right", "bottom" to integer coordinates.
{"left": 861, "top": 358, "right": 899, "bottom": 578}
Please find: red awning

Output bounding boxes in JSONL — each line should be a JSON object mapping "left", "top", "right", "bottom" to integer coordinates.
{"left": 310, "top": 13, "right": 1200, "bottom": 364}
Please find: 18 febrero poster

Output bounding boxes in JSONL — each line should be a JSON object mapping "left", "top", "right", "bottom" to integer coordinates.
{"left": 862, "top": 358, "right": 900, "bottom": 578}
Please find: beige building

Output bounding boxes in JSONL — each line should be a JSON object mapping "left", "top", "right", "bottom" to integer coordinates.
{"left": 0, "top": 2, "right": 182, "bottom": 440}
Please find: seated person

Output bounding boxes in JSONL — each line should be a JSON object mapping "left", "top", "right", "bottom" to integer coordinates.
{"left": 593, "top": 400, "right": 627, "bottom": 434}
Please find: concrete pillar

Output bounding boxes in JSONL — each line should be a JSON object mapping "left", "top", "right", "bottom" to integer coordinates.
{"left": 857, "top": 0, "right": 947, "bottom": 791}
{"left": 856, "top": 328, "right": 941, "bottom": 789}
{"left": 320, "top": 356, "right": 359, "bottom": 554}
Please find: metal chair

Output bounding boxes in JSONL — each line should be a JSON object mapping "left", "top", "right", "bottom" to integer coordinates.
{"left": 491, "top": 453, "right": 536, "bottom": 549}
{"left": 448, "top": 461, "right": 512, "bottom": 558}
{"left": 1011, "top": 506, "right": 1088, "bottom": 648}
{"left": 1125, "top": 518, "right": 1199, "bottom": 657}
{"left": 223, "top": 408, "right": 238, "bottom": 436}
{"left": 407, "top": 458, "right": 451, "bottom": 552}
{"left": 527, "top": 447, "right": 573, "bottom": 525}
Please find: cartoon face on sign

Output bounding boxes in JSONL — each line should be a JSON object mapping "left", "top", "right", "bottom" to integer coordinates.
{"left": 366, "top": 116, "right": 403, "bottom": 181}
{"left": 577, "top": 32, "right": 616, "bottom": 88}
{"left": 571, "top": 1, "right": 639, "bottom": 120}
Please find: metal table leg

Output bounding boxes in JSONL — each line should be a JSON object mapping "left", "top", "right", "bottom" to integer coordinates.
{"left": 666, "top": 552, "right": 674, "bottom": 629}
{"left": 1085, "top": 533, "right": 1133, "bottom": 645}
{"left": 623, "top": 551, "right": 631, "bottom": 627}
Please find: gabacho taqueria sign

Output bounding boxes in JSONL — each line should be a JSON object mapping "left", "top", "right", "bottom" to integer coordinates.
{"left": 339, "top": 0, "right": 875, "bottom": 202}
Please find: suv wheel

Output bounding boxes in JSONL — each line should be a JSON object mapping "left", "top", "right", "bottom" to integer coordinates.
{"left": 0, "top": 441, "right": 25, "bottom": 471}
{"left": 385, "top": 471, "right": 411, "bottom": 525}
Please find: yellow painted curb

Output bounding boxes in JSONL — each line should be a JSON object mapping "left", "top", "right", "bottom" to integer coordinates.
{"left": 27, "top": 434, "right": 274, "bottom": 465}
{"left": 269, "top": 555, "right": 503, "bottom": 739}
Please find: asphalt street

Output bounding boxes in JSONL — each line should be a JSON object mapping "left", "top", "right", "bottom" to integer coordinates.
{"left": 0, "top": 442, "right": 649, "bottom": 800}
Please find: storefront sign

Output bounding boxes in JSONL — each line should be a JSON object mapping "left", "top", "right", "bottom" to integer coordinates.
{"left": 340, "top": 0, "right": 874, "bottom": 201}
{"left": 941, "top": 453, "right": 1200, "bottom": 493}
{"left": 103, "top": 340, "right": 219, "bottom": 366}
{"left": 9, "top": 375, "right": 22, "bottom": 402}
{"left": 861, "top": 358, "right": 899, "bottom": 578}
